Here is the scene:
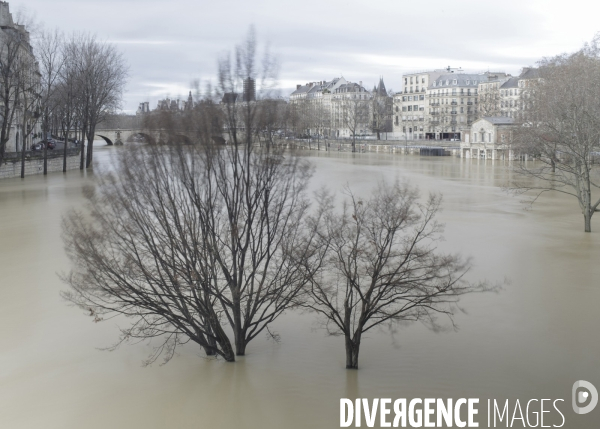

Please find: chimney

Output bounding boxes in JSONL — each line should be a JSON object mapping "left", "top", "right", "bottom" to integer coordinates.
{"left": 297, "top": 84, "right": 301, "bottom": 90}
{"left": 359, "top": 81, "right": 362, "bottom": 87}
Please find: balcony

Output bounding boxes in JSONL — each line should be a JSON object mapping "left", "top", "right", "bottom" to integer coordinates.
{"left": 450, "top": 111, "right": 457, "bottom": 115}
{"left": 451, "top": 101, "right": 457, "bottom": 105}
{"left": 418, "top": 118, "right": 424, "bottom": 121}
{"left": 431, "top": 112, "right": 440, "bottom": 116}
{"left": 467, "top": 102, "right": 473, "bottom": 105}
{"left": 430, "top": 102, "right": 439, "bottom": 106}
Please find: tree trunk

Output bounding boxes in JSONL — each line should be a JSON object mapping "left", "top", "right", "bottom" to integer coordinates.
{"left": 42, "top": 124, "right": 48, "bottom": 175}
{"left": 20, "top": 125, "right": 26, "bottom": 179}
{"left": 86, "top": 137, "right": 93, "bottom": 168}
{"left": 63, "top": 131, "right": 68, "bottom": 172}
{"left": 584, "top": 211, "right": 592, "bottom": 233}
{"left": 233, "top": 310, "right": 247, "bottom": 356}
{"left": 345, "top": 333, "right": 361, "bottom": 369}
{"left": 80, "top": 140, "right": 85, "bottom": 170}
{"left": 208, "top": 311, "right": 235, "bottom": 362}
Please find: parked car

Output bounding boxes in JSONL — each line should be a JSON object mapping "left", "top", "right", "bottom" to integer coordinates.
{"left": 41, "top": 140, "right": 56, "bottom": 149}
{"left": 31, "top": 142, "right": 44, "bottom": 151}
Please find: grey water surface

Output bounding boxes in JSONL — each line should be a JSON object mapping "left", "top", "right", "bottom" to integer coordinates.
{"left": 1, "top": 144, "right": 598, "bottom": 428}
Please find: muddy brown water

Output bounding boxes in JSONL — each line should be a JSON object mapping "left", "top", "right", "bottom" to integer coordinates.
{"left": 1, "top": 145, "right": 599, "bottom": 428}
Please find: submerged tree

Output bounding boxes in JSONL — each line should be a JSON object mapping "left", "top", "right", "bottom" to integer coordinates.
{"left": 511, "top": 35, "right": 600, "bottom": 232}
{"left": 62, "top": 139, "right": 318, "bottom": 363}
{"left": 304, "top": 181, "right": 488, "bottom": 369}
{"left": 62, "top": 29, "right": 320, "bottom": 364}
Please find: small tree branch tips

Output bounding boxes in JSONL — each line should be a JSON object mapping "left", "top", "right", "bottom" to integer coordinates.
{"left": 511, "top": 34, "right": 600, "bottom": 232}
{"left": 304, "top": 181, "right": 489, "bottom": 369}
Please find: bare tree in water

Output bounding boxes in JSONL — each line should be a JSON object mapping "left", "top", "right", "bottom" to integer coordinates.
{"left": 304, "top": 181, "right": 488, "bottom": 369}
{"left": 511, "top": 34, "right": 600, "bottom": 232}
{"left": 62, "top": 30, "right": 320, "bottom": 363}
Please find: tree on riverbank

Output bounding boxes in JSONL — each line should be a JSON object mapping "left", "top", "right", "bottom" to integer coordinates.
{"left": 71, "top": 34, "right": 128, "bottom": 169}
{"left": 303, "top": 181, "right": 488, "bottom": 369}
{"left": 35, "top": 29, "right": 64, "bottom": 174}
{"left": 0, "top": 21, "right": 27, "bottom": 165}
{"left": 511, "top": 35, "right": 600, "bottom": 232}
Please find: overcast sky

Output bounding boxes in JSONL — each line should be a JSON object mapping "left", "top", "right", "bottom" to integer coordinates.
{"left": 10, "top": 0, "right": 600, "bottom": 113}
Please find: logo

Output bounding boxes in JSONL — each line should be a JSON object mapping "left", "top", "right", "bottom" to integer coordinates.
{"left": 572, "top": 380, "right": 598, "bottom": 415}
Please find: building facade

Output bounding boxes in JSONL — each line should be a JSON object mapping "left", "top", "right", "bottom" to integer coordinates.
{"left": 393, "top": 69, "right": 444, "bottom": 140}
{"left": 460, "top": 116, "right": 516, "bottom": 159}
{"left": 290, "top": 77, "right": 376, "bottom": 138}
{"left": 0, "top": 1, "right": 42, "bottom": 154}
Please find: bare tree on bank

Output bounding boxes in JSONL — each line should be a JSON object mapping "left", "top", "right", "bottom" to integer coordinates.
{"left": 371, "top": 88, "right": 392, "bottom": 140}
{"left": 35, "top": 29, "right": 64, "bottom": 174}
{"left": 56, "top": 37, "right": 83, "bottom": 172}
{"left": 304, "top": 181, "right": 488, "bottom": 369}
{"left": 511, "top": 35, "right": 600, "bottom": 232}
{"left": 0, "top": 25, "right": 25, "bottom": 165}
{"left": 341, "top": 96, "right": 370, "bottom": 152}
{"left": 70, "top": 35, "right": 127, "bottom": 169}
{"left": 16, "top": 41, "right": 40, "bottom": 178}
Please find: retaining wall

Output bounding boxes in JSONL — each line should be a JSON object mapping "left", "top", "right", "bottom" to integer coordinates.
{"left": 0, "top": 154, "right": 81, "bottom": 179}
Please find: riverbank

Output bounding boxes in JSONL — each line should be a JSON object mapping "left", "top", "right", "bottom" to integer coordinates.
{"left": 0, "top": 150, "right": 81, "bottom": 179}
{"left": 284, "top": 139, "right": 461, "bottom": 156}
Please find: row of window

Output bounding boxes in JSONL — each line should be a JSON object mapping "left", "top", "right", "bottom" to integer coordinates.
{"left": 401, "top": 95, "right": 425, "bottom": 102}
{"left": 501, "top": 89, "right": 519, "bottom": 96}
{"left": 430, "top": 88, "right": 478, "bottom": 96}
{"left": 405, "top": 76, "right": 426, "bottom": 85}
{"left": 433, "top": 79, "right": 479, "bottom": 87}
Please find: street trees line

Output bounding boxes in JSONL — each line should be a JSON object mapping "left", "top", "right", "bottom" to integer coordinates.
{"left": 0, "top": 9, "right": 127, "bottom": 175}
{"left": 62, "top": 30, "right": 489, "bottom": 369}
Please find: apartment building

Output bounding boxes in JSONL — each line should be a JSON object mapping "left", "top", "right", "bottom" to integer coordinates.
{"left": 427, "top": 72, "right": 490, "bottom": 140}
{"left": 476, "top": 68, "right": 539, "bottom": 120}
{"left": 290, "top": 77, "right": 374, "bottom": 138}
{"left": 0, "top": 1, "right": 41, "bottom": 153}
{"left": 330, "top": 81, "right": 372, "bottom": 138}
{"left": 392, "top": 69, "right": 444, "bottom": 139}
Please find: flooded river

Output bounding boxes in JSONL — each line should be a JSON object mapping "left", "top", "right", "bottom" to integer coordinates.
{"left": 1, "top": 145, "right": 599, "bottom": 428}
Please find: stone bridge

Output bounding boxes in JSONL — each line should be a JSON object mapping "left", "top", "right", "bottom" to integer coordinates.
{"left": 94, "top": 114, "right": 226, "bottom": 145}
{"left": 94, "top": 114, "right": 154, "bottom": 145}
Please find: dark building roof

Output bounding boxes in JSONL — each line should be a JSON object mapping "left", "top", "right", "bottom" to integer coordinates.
{"left": 500, "top": 77, "right": 520, "bottom": 89}
{"left": 519, "top": 67, "right": 539, "bottom": 80}
{"left": 430, "top": 73, "right": 487, "bottom": 88}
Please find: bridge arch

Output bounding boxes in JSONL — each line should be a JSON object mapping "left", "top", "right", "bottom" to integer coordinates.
{"left": 127, "top": 132, "right": 156, "bottom": 144}
{"left": 96, "top": 134, "right": 114, "bottom": 146}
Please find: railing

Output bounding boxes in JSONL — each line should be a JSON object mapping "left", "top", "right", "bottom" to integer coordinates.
{"left": 467, "top": 102, "right": 473, "bottom": 105}
{"left": 430, "top": 102, "right": 439, "bottom": 106}
{"left": 3, "top": 148, "right": 80, "bottom": 162}
{"left": 451, "top": 101, "right": 458, "bottom": 105}
{"left": 451, "top": 111, "right": 458, "bottom": 114}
